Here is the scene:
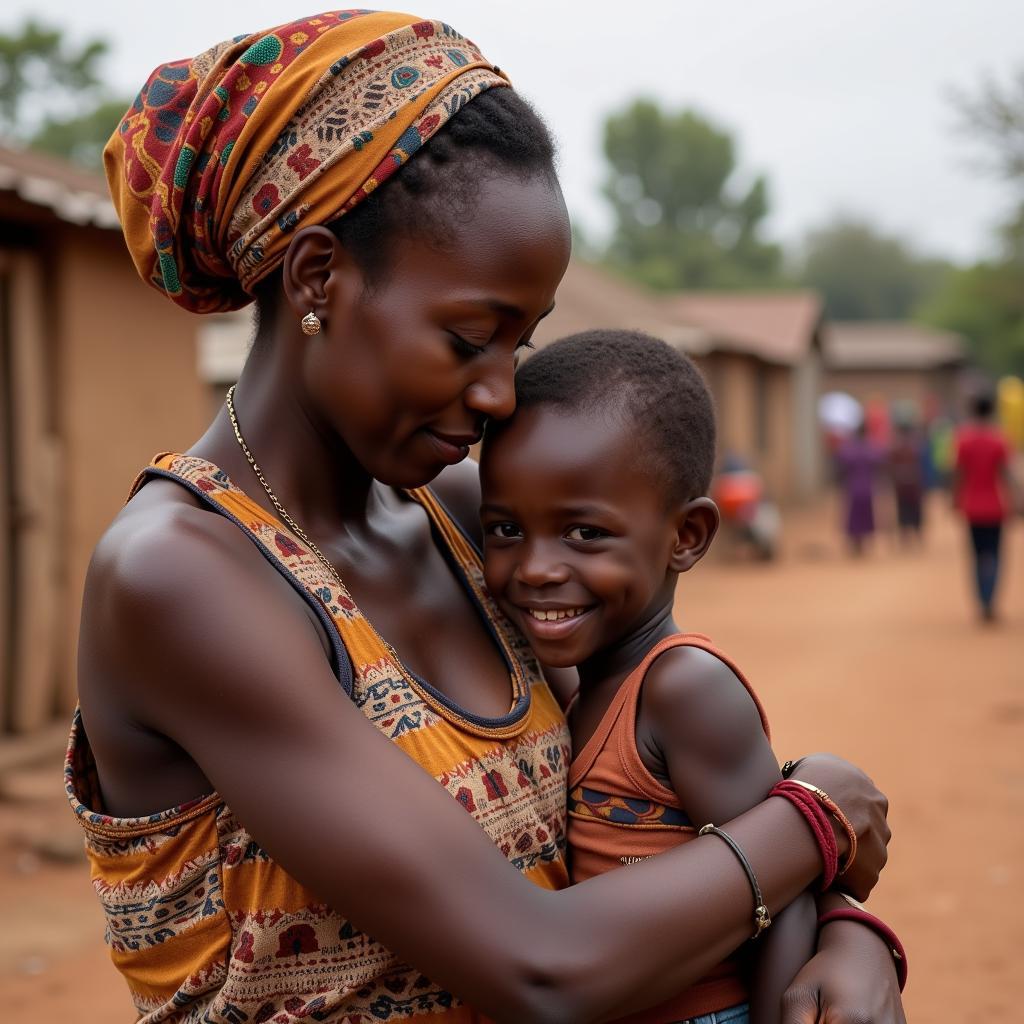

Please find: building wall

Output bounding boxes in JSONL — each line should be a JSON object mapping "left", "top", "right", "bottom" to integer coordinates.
{"left": 697, "top": 352, "right": 812, "bottom": 503}
{"left": 792, "top": 349, "right": 824, "bottom": 500}
{"left": 0, "top": 248, "right": 58, "bottom": 732}
{"left": 707, "top": 352, "right": 758, "bottom": 464}
{"left": 56, "top": 225, "right": 208, "bottom": 711}
{"left": 761, "top": 364, "right": 794, "bottom": 501}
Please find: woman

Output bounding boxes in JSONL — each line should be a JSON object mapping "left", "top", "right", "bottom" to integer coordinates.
{"left": 835, "top": 423, "right": 884, "bottom": 556}
{"left": 69, "top": 11, "right": 904, "bottom": 1022}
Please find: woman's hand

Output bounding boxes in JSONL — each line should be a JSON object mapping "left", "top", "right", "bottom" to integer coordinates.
{"left": 782, "top": 914, "right": 907, "bottom": 1024}
{"left": 788, "top": 754, "right": 890, "bottom": 901}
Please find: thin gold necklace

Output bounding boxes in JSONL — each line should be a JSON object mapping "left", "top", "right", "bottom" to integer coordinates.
{"left": 224, "top": 384, "right": 400, "bottom": 660}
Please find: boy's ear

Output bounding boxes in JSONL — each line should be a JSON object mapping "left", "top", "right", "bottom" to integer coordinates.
{"left": 669, "top": 497, "right": 720, "bottom": 573}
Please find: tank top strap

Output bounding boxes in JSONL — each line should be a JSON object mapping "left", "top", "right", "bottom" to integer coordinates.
{"left": 568, "top": 634, "right": 699, "bottom": 789}
{"left": 641, "top": 633, "right": 771, "bottom": 742}
{"left": 409, "top": 483, "right": 543, "bottom": 705}
{"left": 407, "top": 485, "right": 482, "bottom": 568}
{"left": 620, "top": 633, "right": 772, "bottom": 805}
{"left": 137, "top": 452, "right": 373, "bottom": 694}
{"left": 570, "top": 633, "right": 772, "bottom": 804}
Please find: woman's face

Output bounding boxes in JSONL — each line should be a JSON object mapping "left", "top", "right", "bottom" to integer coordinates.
{"left": 308, "top": 172, "right": 571, "bottom": 488}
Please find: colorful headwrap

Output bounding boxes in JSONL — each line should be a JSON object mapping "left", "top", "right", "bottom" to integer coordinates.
{"left": 104, "top": 10, "right": 509, "bottom": 313}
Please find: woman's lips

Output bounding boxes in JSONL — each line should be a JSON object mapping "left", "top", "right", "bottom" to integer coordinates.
{"left": 423, "top": 429, "right": 478, "bottom": 464}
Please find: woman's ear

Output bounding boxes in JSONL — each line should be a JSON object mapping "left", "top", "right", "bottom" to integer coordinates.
{"left": 669, "top": 497, "right": 720, "bottom": 573}
{"left": 281, "top": 225, "right": 361, "bottom": 325}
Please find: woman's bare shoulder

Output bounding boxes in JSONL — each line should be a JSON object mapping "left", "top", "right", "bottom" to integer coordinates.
{"left": 80, "top": 477, "right": 328, "bottom": 725}
{"left": 92, "top": 477, "right": 257, "bottom": 588}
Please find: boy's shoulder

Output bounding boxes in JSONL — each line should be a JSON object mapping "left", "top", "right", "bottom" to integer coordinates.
{"left": 640, "top": 641, "right": 768, "bottom": 762}
{"left": 636, "top": 639, "right": 779, "bottom": 823}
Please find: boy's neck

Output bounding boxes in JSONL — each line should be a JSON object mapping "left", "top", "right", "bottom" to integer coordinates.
{"left": 577, "top": 607, "right": 681, "bottom": 694}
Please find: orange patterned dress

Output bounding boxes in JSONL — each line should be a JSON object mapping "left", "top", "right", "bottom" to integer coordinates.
{"left": 66, "top": 454, "right": 570, "bottom": 1022}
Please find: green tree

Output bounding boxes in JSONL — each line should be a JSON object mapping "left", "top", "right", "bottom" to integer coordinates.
{"left": 919, "top": 262, "right": 1024, "bottom": 376}
{"left": 920, "top": 66, "right": 1024, "bottom": 376}
{"left": 952, "top": 67, "right": 1024, "bottom": 185}
{"left": 601, "top": 100, "right": 781, "bottom": 290}
{"left": 29, "top": 98, "right": 128, "bottom": 168}
{"left": 799, "top": 218, "right": 953, "bottom": 320}
{"left": 0, "top": 19, "right": 127, "bottom": 170}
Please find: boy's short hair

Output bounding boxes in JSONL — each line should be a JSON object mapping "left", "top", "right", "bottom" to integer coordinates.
{"left": 500, "top": 329, "right": 717, "bottom": 503}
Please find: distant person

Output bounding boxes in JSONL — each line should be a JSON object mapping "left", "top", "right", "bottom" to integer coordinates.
{"left": 954, "top": 393, "right": 1014, "bottom": 621}
{"left": 888, "top": 422, "right": 926, "bottom": 546}
{"left": 928, "top": 414, "right": 956, "bottom": 491}
{"left": 835, "top": 423, "right": 884, "bottom": 555}
{"left": 864, "top": 396, "right": 891, "bottom": 447}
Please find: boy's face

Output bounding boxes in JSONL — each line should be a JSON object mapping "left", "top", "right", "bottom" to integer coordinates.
{"left": 480, "top": 404, "right": 683, "bottom": 668}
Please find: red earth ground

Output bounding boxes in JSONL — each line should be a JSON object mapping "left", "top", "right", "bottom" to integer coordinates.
{"left": 1, "top": 495, "right": 1019, "bottom": 1021}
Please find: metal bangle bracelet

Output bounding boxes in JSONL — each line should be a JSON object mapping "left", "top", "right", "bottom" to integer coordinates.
{"left": 699, "top": 823, "right": 772, "bottom": 939}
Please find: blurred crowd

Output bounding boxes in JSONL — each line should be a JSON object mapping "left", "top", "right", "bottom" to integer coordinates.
{"left": 825, "top": 377, "right": 1022, "bottom": 621}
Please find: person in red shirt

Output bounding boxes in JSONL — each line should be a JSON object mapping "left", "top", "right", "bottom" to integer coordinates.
{"left": 954, "top": 393, "right": 1014, "bottom": 620}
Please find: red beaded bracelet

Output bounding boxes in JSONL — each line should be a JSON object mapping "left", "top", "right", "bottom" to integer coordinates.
{"left": 785, "top": 778, "right": 858, "bottom": 875}
{"left": 768, "top": 780, "right": 838, "bottom": 890}
{"left": 818, "top": 904, "right": 908, "bottom": 992}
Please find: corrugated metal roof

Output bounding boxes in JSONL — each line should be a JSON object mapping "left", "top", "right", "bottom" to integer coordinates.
{"left": 0, "top": 143, "right": 118, "bottom": 229}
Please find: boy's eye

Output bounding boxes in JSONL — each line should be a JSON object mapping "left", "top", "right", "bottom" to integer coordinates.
{"left": 565, "top": 525, "right": 606, "bottom": 542}
{"left": 486, "top": 522, "right": 522, "bottom": 540}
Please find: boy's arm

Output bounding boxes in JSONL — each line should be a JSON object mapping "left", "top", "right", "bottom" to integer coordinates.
{"left": 639, "top": 646, "right": 817, "bottom": 1024}
{"left": 748, "top": 895, "right": 817, "bottom": 1023}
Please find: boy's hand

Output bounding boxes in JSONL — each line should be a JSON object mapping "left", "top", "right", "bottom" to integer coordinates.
{"left": 788, "top": 754, "right": 890, "bottom": 902}
{"left": 782, "top": 916, "right": 907, "bottom": 1023}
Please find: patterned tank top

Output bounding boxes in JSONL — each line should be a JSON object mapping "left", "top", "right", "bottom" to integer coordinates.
{"left": 567, "top": 634, "right": 769, "bottom": 1023}
{"left": 66, "top": 454, "right": 571, "bottom": 1023}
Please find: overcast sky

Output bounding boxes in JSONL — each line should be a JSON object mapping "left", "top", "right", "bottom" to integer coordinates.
{"left": 13, "top": 0, "right": 1022, "bottom": 262}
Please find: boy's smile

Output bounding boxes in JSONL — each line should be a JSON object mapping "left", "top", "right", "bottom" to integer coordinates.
{"left": 480, "top": 403, "right": 686, "bottom": 669}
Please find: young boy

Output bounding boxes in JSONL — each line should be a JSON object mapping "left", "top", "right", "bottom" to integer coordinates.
{"left": 479, "top": 329, "right": 817, "bottom": 1024}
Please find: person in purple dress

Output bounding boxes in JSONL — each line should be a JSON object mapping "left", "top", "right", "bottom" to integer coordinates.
{"left": 836, "top": 423, "right": 885, "bottom": 555}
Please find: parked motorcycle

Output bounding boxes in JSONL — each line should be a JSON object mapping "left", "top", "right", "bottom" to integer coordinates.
{"left": 712, "top": 464, "right": 780, "bottom": 561}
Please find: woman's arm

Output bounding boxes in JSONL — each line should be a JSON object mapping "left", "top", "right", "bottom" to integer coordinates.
{"left": 638, "top": 647, "right": 818, "bottom": 1024}
{"left": 79, "top": 509, "right": 887, "bottom": 1024}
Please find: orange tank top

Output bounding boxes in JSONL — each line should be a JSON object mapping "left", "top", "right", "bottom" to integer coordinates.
{"left": 66, "top": 454, "right": 571, "bottom": 1023}
{"left": 568, "top": 633, "right": 770, "bottom": 1023}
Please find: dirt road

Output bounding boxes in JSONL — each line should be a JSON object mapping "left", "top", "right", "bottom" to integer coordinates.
{"left": 1, "top": 496, "right": 1019, "bottom": 1020}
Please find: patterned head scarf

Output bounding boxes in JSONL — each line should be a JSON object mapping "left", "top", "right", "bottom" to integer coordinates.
{"left": 104, "top": 10, "right": 509, "bottom": 314}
